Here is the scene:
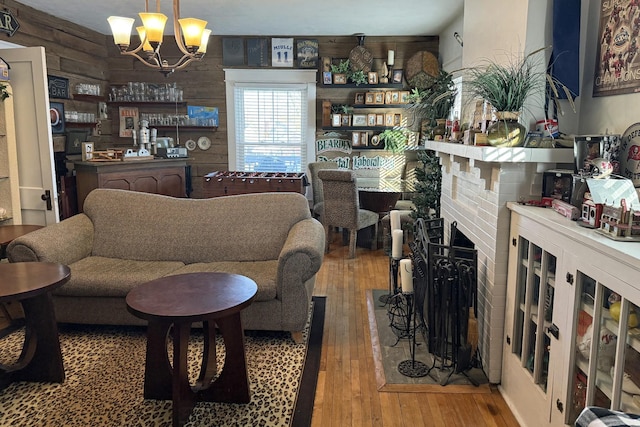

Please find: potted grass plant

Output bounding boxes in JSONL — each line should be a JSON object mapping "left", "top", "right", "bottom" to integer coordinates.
{"left": 464, "top": 47, "right": 574, "bottom": 147}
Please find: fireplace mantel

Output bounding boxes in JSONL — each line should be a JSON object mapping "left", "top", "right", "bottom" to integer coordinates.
{"left": 423, "top": 141, "right": 575, "bottom": 164}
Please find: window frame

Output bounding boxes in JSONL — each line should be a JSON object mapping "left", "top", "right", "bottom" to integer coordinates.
{"left": 224, "top": 69, "right": 317, "bottom": 172}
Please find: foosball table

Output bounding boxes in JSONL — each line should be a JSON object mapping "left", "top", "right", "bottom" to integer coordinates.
{"left": 203, "top": 171, "right": 308, "bottom": 198}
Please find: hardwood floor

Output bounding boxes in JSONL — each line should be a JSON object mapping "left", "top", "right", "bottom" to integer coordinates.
{"left": 311, "top": 237, "right": 520, "bottom": 427}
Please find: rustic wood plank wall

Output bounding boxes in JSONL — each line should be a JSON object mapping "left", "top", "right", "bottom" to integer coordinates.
{"left": 0, "top": 1, "right": 438, "bottom": 198}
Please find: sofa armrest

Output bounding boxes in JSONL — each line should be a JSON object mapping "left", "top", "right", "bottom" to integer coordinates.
{"left": 7, "top": 214, "right": 95, "bottom": 265}
{"left": 277, "top": 218, "right": 325, "bottom": 294}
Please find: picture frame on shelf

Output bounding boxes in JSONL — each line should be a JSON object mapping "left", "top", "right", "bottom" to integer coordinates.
{"left": 399, "top": 90, "right": 410, "bottom": 103}
{"left": 246, "top": 38, "right": 269, "bottom": 67}
{"left": 385, "top": 113, "right": 395, "bottom": 127}
{"left": 355, "top": 93, "right": 365, "bottom": 104}
{"left": 373, "top": 92, "right": 385, "bottom": 104}
{"left": 370, "top": 134, "right": 381, "bottom": 147}
{"left": 368, "top": 72, "right": 378, "bottom": 85}
{"left": 323, "top": 72, "right": 332, "bottom": 85}
{"left": 360, "top": 132, "right": 368, "bottom": 146}
{"left": 333, "top": 73, "right": 347, "bottom": 84}
{"left": 394, "top": 113, "right": 402, "bottom": 126}
{"left": 332, "top": 113, "right": 342, "bottom": 127}
{"left": 352, "top": 132, "right": 360, "bottom": 147}
{"left": 65, "top": 129, "right": 90, "bottom": 155}
{"left": 365, "top": 93, "right": 375, "bottom": 104}
{"left": 392, "top": 69, "right": 404, "bottom": 83}
{"left": 384, "top": 91, "right": 393, "bottom": 105}
{"left": 367, "top": 114, "right": 376, "bottom": 126}
{"left": 352, "top": 114, "right": 367, "bottom": 126}
{"left": 375, "top": 114, "right": 385, "bottom": 126}
{"left": 341, "top": 114, "right": 351, "bottom": 126}
{"left": 391, "top": 92, "right": 400, "bottom": 104}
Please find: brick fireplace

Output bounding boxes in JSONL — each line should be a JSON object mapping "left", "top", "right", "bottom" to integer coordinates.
{"left": 424, "top": 141, "right": 574, "bottom": 383}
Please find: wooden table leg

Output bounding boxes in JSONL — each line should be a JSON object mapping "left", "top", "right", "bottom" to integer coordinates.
{"left": 172, "top": 322, "right": 196, "bottom": 427}
{"left": 142, "top": 321, "right": 173, "bottom": 401}
{"left": 4, "top": 292, "right": 64, "bottom": 386}
{"left": 194, "top": 320, "right": 217, "bottom": 390}
{"left": 199, "top": 312, "right": 251, "bottom": 403}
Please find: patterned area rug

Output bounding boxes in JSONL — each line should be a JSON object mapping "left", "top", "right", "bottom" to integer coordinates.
{"left": 0, "top": 297, "right": 325, "bottom": 427}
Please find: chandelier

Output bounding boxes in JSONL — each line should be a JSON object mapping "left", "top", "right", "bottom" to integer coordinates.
{"left": 107, "top": 0, "right": 211, "bottom": 75}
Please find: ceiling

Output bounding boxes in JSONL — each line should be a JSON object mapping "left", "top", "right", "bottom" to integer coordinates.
{"left": 16, "top": 0, "right": 463, "bottom": 37}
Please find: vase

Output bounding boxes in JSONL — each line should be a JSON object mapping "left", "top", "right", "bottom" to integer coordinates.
{"left": 486, "top": 111, "right": 526, "bottom": 147}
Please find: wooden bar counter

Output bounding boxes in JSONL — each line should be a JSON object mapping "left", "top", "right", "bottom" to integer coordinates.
{"left": 74, "top": 158, "right": 188, "bottom": 212}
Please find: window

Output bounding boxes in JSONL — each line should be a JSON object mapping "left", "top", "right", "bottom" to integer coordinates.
{"left": 225, "top": 69, "right": 317, "bottom": 172}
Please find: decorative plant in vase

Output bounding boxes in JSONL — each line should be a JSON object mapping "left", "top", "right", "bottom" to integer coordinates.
{"left": 464, "top": 47, "right": 575, "bottom": 147}
{"left": 406, "top": 69, "right": 456, "bottom": 141}
{"left": 330, "top": 59, "right": 350, "bottom": 84}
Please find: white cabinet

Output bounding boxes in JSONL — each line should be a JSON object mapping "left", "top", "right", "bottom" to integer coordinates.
{"left": 0, "top": 84, "right": 20, "bottom": 225}
{"left": 502, "top": 202, "right": 640, "bottom": 427}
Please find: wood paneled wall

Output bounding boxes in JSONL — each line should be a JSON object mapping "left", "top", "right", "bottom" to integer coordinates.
{"left": 0, "top": 2, "right": 438, "bottom": 198}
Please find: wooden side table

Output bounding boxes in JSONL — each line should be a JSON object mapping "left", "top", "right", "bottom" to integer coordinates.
{"left": 126, "top": 272, "right": 258, "bottom": 427}
{"left": 0, "top": 262, "right": 70, "bottom": 390}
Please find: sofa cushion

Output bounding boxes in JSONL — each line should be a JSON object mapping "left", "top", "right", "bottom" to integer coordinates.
{"left": 168, "top": 260, "right": 278, "bottom": 302}
{"left": 54, "top": 256, "right": 185, "bottom": 298}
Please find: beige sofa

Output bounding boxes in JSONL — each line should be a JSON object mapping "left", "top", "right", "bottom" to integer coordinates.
{"left": 7, "top": 189, "right": 325, "bottom": 340}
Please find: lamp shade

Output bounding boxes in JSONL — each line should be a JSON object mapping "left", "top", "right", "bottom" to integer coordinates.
{"left": 107, "top": 16, "right": 135, "bottom": 47}
{"left": 139, "top": 12, "right": 168, "bottom": 44}
{"left": 136, "top": 26, "right": 154, "bottom": 52}
{"left": 197, "top": 29, "right": 212, "bottom": 54}
{"left": 178, "top": 18, "right": 207, "bottom": 48}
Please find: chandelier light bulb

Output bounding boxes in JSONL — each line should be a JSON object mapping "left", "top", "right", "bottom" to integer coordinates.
{"left": 139, "top": 12, "right": 168, "bottom": 44}
{"left": 178, "top": 18, "right": 208, "bottom": 50}
{"left": 198, "top": 29, "right": 212, "bottom": 54}
{"left": 136, "top": 26, "right": 154, "bottom": 52}
{"left": 107, "top": 16, "right": 134, "bottom": 48}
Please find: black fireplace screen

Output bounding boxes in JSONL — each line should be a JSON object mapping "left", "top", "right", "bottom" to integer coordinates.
{"left": 410, "top": 219, "right": 479, "bottom": 385}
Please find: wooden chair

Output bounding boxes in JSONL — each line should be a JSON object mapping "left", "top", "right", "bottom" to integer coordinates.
{"left": 307, "top": 161, "right": 338, "bottom": 220}
{"left": 318, "top": 169, "right": 378, "bottom": 259}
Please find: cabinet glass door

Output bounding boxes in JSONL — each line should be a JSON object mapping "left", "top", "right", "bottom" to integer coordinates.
{"left": 569, "top": 270, "right": 640, "bottom": 424}
{"left": 512, "top": 237, "right": 556, "bottom": 392}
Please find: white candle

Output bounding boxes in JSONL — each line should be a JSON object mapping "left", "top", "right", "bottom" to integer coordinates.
{"left": 400, "top": 259, "right": 413, "bottom": 293}
{"left": 391, "top": 229, "right": 403, "bottom": 259}
{"left": 390, "top": 210, "right": 401, "bottom": 231}
{"left": 387, "top": 50, "right": 395, "bottom": 67}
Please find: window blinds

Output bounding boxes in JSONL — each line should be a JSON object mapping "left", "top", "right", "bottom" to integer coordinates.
{"left": 234, "top": 85, "right": 308, "bottom": 172}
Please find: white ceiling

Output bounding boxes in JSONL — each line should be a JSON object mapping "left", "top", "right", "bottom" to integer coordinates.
{"left": 16, "top": 0, "right": 463, "bottom": 37}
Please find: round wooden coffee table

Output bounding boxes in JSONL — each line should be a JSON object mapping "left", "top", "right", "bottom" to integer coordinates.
{"left": 126, "top": 272, "right": 258, "bottom": 427}
{"left": 0, "top": 262, "right": 70, "bottom": 390}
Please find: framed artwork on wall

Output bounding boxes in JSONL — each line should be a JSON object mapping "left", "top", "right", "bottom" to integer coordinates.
{"left": 50, "top": 102, "right": 65, "bottom": 134}
{"left": 593, "top": 0, "right": 640, "bottom": 96}
{"left": 272, "top": 37, "right": 294, "bottom": 67}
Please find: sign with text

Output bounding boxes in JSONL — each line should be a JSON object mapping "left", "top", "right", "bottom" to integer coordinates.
{"left": 0, "top": 10, "right": 19, "bottom": 37}
{"left": 48, "top": 75, "right": 70, "bottom": 99}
